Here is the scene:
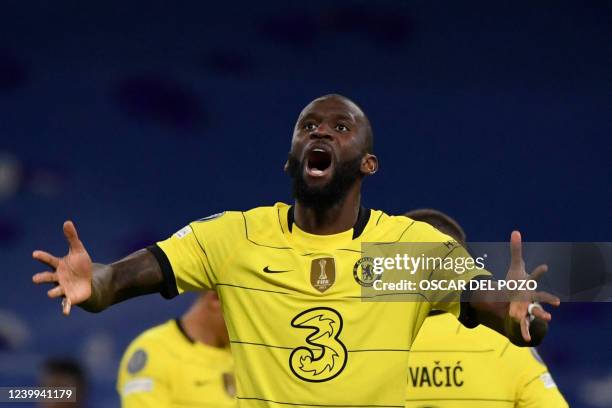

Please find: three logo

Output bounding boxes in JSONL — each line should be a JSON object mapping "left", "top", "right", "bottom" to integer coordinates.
{"left": 279, "top": 257, "right": 380, "bottom": 383}
{"left": 289, "top": 307, "right": 347, "bottom": 382}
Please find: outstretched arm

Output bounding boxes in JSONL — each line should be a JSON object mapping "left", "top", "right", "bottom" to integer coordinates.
{"left": 32, "top": 221, "right": 164, "bottom": 315}
{"left": 465, "top": 231, "right": 560, "bottom": 346}
{"left": 86, "top": 249, "right": 163, "bottom": 312}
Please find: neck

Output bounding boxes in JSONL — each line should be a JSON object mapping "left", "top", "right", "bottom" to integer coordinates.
{"left": 294, "top": 183, "right": 361, "bottom": 235}
{"left": 180, "top": 301, "right": 226, "bottom": 348}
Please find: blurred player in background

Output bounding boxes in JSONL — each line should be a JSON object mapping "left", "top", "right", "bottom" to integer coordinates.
{"left": 32, "top": 94, "right": 560, "bottom": 407}
{"left": 117, "top": 291, "right": 235, "bottom": 407}
{"left": 39, "top": 358, "right": 87, "bottom": 408}
{"left": 404, "top": 208, "right": 568, "bottom": 407}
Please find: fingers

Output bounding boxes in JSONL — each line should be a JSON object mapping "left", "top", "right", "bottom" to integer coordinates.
{"left": 32, "top": 271, "right": 58, "bottom": 284}
{"left": 534, "top": 291, "right": 561, "bottom": 307}
{"left": 530, "top": 264, "right": 548, "bottom": 281}
{"left": 47, "top": 285, "right": 65, "bottom": 299}
{"left": 62, "top": 298, "right": 72, "bottom": 316}
{"left": 530, "top": 305, "right": 552, "bottom": 322}
{"left": 520, "top": 316, "right": 531, "bottom": 343}
{"left": 32, "top": 250, "right": 59, "bottom": 269}
{"left": 39, "top": 278, "right": 73, "bottom": 315}
{"left": 509, "top": 230, "right": 523, "bottom": 269}
{"left": 63, "top": 221, "right": 84, "bottom": 251}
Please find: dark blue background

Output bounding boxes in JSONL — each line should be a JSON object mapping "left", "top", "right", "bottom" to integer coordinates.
{"left": 0, "top": 1, "right": 610, "bottom": 406}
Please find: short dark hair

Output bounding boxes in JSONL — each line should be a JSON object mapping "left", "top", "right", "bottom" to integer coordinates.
{"left": 404, "top": 208, "right": 466, "bottom": 245}
{"left": 41, "top": 357, "right": 87, "bottom": 387}
{"left": 313, "top": 94, "right": 374, "bottom": 153}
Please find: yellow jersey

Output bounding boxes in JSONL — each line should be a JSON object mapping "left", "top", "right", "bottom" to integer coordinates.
{"left": 406, "top": 312, "right": 568, "bottom": 408}
{"left": 152, "top": 203, "right": 489, "bottom": 407}
{"left": 116, "top": 319, "right": 236, "bottom": 408}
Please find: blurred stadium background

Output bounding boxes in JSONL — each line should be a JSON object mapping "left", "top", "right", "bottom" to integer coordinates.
{"left": 0, "top": 1, "right": 610, "bottom": 406}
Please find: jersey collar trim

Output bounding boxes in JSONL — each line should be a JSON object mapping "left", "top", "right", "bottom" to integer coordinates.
{"left": 286, "top": 205, "right": 371, "bottom": 239}
{"left": 174, "top": 318, "right": 195, "bottom": 344}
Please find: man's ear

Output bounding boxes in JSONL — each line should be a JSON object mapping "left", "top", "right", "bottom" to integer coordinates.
{"left": 283, "top": 160, "right": 289, "bottom": 173}
{"left": 361, "top": 154, "right": 378, "bottom": 175}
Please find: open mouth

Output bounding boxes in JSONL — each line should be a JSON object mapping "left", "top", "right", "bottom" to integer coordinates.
{"left": 305, "top": 148, "right": 333, "bottom": 177}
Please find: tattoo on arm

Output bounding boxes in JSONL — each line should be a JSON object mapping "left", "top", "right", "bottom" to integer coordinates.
{"left": 80, "top": 249, "right": 163, "bottom": 313}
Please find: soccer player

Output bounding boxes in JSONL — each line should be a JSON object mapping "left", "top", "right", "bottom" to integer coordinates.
{"left": 32, "top": 94, "right": 560, "bottom": 407}
{"left": 117, "top": 291, "right": 235, "bottom": 407}
{"left": 404, "top": 208, "right": 568, "bottom": 407}
{"left": 39, "top": 358, "right": 87, "bottom": 408}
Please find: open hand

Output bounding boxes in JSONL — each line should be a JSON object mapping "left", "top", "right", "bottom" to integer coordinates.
{"left": 506, "top": 231, "right": 560, "bottom": 342}
{"left": 32, "top": 221, "right": 93, "bottom": 315}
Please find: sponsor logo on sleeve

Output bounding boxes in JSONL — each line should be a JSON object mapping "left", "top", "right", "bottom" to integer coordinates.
{"left": 123, "top": 378, "right": 153, "bottom": 395}
{"left": 540, "top": 373, "right": 557, "bottom": 389}
{"left": 174, "top": 225, "right": 193, "bottom": 239}
{"left": 127, "top": 349, "right": 148, "bottom": 374}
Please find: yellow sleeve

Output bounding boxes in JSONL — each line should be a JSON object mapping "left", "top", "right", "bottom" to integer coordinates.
{"left": 116, "top": 337, "right": 173, "bottom": 407}
{"left": 512, "top": 347, "right": 569, "bottom": 408}
{"left": 406, "top": 222, "right": 490, "bottom": 317}
{"left": 153, "top": 211, "right": 243, "bottom": 296}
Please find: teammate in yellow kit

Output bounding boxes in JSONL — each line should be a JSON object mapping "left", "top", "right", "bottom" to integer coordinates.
{"left": 117, "top": 292, "right": 235, "bottom": 407}
{"left": 404, "top": 209, "right": 568, "bottom": 408}
{"left": 32, "top": 94, "right": 559, "bottom": 407}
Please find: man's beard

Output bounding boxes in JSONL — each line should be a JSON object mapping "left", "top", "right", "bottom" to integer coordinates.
{"left": 286, "top": 152, "right": 363, "bottom": 211}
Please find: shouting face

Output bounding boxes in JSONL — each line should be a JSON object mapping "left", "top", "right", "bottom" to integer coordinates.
{"left": 286, "top": 95, "right": 377, "bottom": 211}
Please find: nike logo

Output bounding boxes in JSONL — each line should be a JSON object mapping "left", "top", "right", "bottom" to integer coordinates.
{"left": 194, "top": 380, "right": 211, "bottom": 387}
{"left": 263, "top": 266, "right": 292, "bottom": 273}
